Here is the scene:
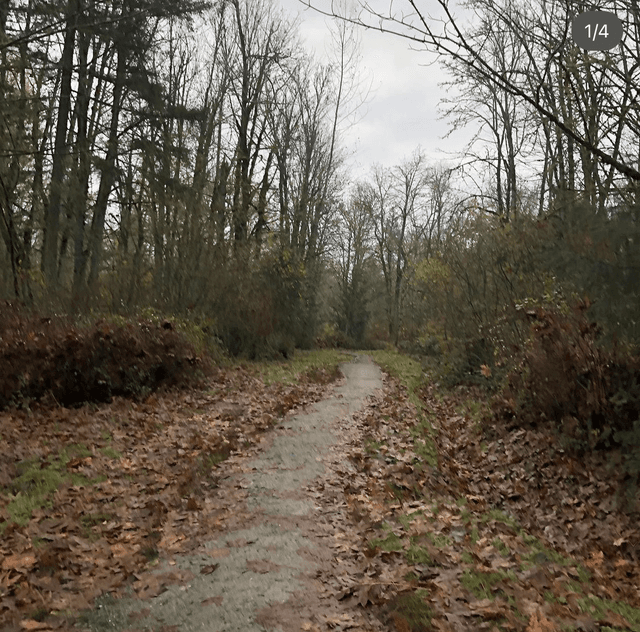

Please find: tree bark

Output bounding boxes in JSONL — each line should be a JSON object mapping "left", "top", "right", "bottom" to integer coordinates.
{"left": 87, "top": 43, "right": 126, "bottom": 293}
{"left": 42, "top": 0, "right": 78, "bottom": 287}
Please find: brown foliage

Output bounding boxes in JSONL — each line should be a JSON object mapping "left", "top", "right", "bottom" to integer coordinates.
{"left": 0, "top": 302, "right": 207, "bottom": 409}
{"left": 334, "top": 370, "right": 640, "bottom": 631}
{"left": 492, "top": 301, "right": 640, "bottom": 452}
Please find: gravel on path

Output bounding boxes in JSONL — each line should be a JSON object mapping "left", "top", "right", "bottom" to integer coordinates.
{"left": 83, "top": 354, "right": 386, "bottom": 632}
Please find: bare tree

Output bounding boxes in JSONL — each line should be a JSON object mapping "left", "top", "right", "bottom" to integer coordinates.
{"left": 365, "top": 149, "right": 430, "bottom": 343}
{"left": 333, "top": 184, "right": 374, "bottom": 341}
{"left": 302, "top": 0, "right": 640, "bottom": 186}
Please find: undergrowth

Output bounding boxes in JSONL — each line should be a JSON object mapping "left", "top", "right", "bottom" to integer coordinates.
{"left": 0, "top": 302, "right": 210, "bottom": 410}
{"left": 371, "top": 349, "right": 438, "bottom": 467}
{"left": 489, "top": 301, "right": 640, "bottom": 485}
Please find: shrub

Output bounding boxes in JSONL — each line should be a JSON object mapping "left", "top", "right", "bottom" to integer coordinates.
{"left": 0, "top": 301, "right": 208, "bottom": 409}
{"left": 429, "top": 336, "right": 497, "bottom": 389}
{"left": 490, "top": 301, "right": 640, "bottom": 454}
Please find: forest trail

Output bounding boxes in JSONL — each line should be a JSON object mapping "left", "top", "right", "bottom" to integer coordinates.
{"left": 7, "top": 348, "right": 640, "bottom": 632}
{"left": 83, "top": 354, "right": 386, "bottom": 632}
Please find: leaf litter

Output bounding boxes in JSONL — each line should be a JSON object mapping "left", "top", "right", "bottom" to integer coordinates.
{"left": 1, "top": 353, "right": 639, "bottom": 632}
{"left": 329, "top": 371, "right": 640, "bottom": 631}
{"left": 0, "top": 364, "right": 336, "bottom": 631}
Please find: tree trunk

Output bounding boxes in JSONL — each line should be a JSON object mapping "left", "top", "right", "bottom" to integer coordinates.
{"left": 42, "top": 0, "right": 78, "bottom": 288}
{"left": 70, "top": 27, "right": 95, "bottom": 312}
{"left": 87, "top": 44, "right": 126, "bottom": 293}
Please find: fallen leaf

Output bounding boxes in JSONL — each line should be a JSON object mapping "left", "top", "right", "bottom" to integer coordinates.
{"left": 526, "top": 609, "right": 558, "bottom": 632}
{"left": 246, "top": 559, "right": 281, "bottom": 574}
{"left": 20, "top": 621, "right": 52, "bottom": 630}
{"left": 200, "top": 564, "right": 219, "bottom": 575}
{"left": 3, "top": 554, "right": 37, "bottom": 571}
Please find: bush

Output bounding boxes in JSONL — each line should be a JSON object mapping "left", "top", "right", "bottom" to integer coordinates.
{"left": 427, "top": 336, "right": 497, "bottom": 389}
{"left": 0, "top": 302, "right": 209, "bottom": 409}
{"left": 490, "top": 301, "right": 640, "bottom": 454}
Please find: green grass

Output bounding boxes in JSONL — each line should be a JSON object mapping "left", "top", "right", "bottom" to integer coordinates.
{"left": 370, "top": 349, "right": 438, "bottom": 467}
{"left": 370, "top": 350, "right": 424, "bottom": 391}
{"left": 492, "top": 537, "right": 510, "bottom": 557}
{"left": 1, "top": 443, "right": 98, "bottom": 527}
{"left": 406, "top": 542, "right": 432, "bottom": 565}
{"left": 99, "top": 446, "right": 122, "bottom": 459}
{"left": 197, "top": 450, "right": 229, "bottom": 474}
{"left": 520, "top": 534, "right": 574, "bottom": 567}
{"left": 427, "top": 532, "right": 451, "bottom": 548}
{"left": 576, "top": 565, "right": 591, "bottom": 584}
{"left": 480, "top": 508, "right": 520, "bottom": 530}
{"left": 578, "top": 596, "right": 640, "bottom": 630}
{"left": 248, "top": 348, "right": 352, "bottom": 385}
{"left": 387, "top": 589, "right": 433, "bottom": 630}
{"left": 413, "top": 435, "right": 437, "bottom": 468}
{"left": 80, "top": 512, "right": 115, "bottom": 541}
{"left": 461, "top": 569, "right": 515, "bottom": 600}
{"left": 369, "top": 524, "right": 404, "bottom": 552}
{"left": 397, "top": 511, "right": 422, "bottom": 530}
{"left": 365, "top": 437, "right": 383, "bottom": 455}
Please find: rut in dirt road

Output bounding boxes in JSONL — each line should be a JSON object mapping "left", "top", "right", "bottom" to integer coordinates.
{"left": 83, "top": 354, "right": 385, "bottom": 632}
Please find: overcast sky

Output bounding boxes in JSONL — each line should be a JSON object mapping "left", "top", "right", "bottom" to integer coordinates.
{"left": 277, "top": 0, "right": 471, "bottom": 179}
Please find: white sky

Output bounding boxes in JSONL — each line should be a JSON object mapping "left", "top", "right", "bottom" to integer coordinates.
{"left": 277, "top": 0, "right": 471, "bottom": 179}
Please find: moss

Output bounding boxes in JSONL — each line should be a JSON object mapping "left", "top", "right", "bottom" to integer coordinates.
{"left": 4, "top": 444, "right": 97, "bottom": 526}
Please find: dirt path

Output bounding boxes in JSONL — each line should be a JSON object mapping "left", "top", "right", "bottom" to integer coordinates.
{"left": 84, "top": 354, "right": 386, "bottom": 632}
